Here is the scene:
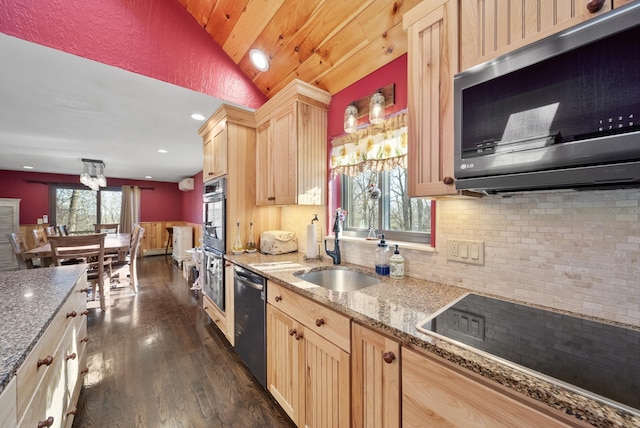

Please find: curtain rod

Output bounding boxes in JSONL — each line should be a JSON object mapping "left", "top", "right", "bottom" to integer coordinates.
{"left": 25, "top": 180, "right": 154, "bottom": 190}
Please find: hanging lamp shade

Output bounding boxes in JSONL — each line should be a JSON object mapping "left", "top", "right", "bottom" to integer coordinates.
{"left": 344, "top": 104, "right": 358, "bottom": 133}
{"left": 369, "top": 91, "right": 385, "bottom": 125}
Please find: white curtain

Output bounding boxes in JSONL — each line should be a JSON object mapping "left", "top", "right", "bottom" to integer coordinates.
{"left": 120, "top": 186, "right": 140, "bottom": 233}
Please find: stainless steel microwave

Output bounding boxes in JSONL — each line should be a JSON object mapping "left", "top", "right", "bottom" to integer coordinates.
{"left": 454, "top": 2, "right": 640, "bottom": 193}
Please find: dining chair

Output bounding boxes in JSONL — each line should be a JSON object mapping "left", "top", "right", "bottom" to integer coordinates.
{"left": 6, "top": 232, "right": 34, "bottom": 269}
{"left": 45, "top": 226, "right": 59, "bottom": 237}
{"left": 112, "top": 226, "right": 145, "bottom": 293}
{"left": 58, "top": 225, "right": 69, "bottom": 236}
{"left": 32, "top": 228, "right": 48, "bottom": 247}
{"left": 94, "top": 223, "right": 119, "bottom": 234}
{"left": 48, "top": 234, "right": 110, "bottom": 311}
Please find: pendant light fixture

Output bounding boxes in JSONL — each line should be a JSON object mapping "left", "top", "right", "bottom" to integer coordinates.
{"left": 344, "top": 104, "right": 358, "bottom": 133}
{"left": 80, "top": 158, "right": 107, "bottom": 191}
{"left": 369, "top": 90, "right": 385, "bottom": 125}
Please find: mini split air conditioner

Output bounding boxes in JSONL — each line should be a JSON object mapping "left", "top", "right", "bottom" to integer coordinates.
{"left": 178, "top": 178, "right": 194, "bottom": 192}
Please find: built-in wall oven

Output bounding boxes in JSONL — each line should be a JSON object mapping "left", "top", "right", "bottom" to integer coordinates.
{"left": 202, "top": 177, "right": 226, "bottom": 311}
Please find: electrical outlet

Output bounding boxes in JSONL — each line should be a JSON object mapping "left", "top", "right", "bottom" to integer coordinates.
{"left": 447, "top": 240, "right": 485, "bottom": 265}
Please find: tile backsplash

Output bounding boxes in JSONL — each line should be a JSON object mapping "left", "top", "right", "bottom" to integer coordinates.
{"left": 339, "top": 188, "right": 640, "bottom": 327}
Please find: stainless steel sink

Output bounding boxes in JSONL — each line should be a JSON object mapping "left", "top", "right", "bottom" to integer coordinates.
{"left": 293, "top": 268, "right": 380, "bottom": 292}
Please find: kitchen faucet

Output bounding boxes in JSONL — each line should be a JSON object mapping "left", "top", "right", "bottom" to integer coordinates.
{"left": 325, "top": 209, "right": 344, "bottom": 264}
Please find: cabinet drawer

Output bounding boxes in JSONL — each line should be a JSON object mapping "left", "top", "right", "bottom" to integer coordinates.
{"left": 268, "top": 282, "right": 351, "bottom": 352}
{"left": 203, "top": 294, "right": 228, "bottom": 339}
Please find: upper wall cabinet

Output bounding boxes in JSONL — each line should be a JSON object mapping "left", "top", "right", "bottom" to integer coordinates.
{"left": 460, "top": 0, "right": 612, "bottom": 71}
{"left": 255, "top": 79, "right": 330, "bottom": 206}
{"left": 404, "top": 0, "right": 460, "bottom": 197}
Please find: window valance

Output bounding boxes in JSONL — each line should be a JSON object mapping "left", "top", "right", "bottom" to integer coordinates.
{"left": 330, "top": 111, "right": 407, "bottom": 178}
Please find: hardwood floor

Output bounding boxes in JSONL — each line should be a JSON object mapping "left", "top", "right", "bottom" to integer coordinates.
{"left": 73, "top": 255, "right": 295, "bottom": 428}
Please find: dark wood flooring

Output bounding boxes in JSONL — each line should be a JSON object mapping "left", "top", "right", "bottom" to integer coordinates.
{"left": 73, "top": 255, "right": 295, "bottom": 428}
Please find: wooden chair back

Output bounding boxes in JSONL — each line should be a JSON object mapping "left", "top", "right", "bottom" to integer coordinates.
{"left": 58, "top": 225, "right": 69, "bottom": 236}
{"left": 45, "top": 226, "right": 59, "bottom": 237}
{"left": 49, "top": 234, "right": 108, "bottom": 310}
{"left": 6, "top": 232, "right": 34, "bottom": 269}
{"left": 32, "top": 228, "right": 48, "bottom": 246}
{"left": 94, "top": 223, "right": 119, "bottom": 234}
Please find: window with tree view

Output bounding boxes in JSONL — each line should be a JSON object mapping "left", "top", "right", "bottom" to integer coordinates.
{"left": 51, "top": 185, "right": 121, "bottom": 234}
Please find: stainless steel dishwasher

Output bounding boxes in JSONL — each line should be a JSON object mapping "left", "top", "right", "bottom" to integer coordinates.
{"left": 233, "top": 265, "right": 267, "bottom": 388}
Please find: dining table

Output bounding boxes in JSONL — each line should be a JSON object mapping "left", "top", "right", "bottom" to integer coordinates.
{"left": 24, "top": 232, "right": 131, "bottom": 265}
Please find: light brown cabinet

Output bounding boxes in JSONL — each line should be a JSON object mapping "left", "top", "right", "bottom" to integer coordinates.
{"left": 202, "top": 126, "right": 227, "bottom": 181}
{"left": 401, "top": 346, "right": 587, "bottom": 428}
{"left": 267, "top": 281, "right": 350, "bottom": 427}
{"left": 459, "top": 0, "right": 612, "bottom": 71}
{"left": 202, "top": 262, "right": 235, "bottom": 344}
{"left": 255, "top": 79, "right": 330, "bottom": 206}
{"left": 403, "top": 0, "right": 460, "bottom": 197}
{"left": 351, "top": 323, "right": 400, "bottom": 428}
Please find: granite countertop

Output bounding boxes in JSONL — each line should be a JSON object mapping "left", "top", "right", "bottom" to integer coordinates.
{"left": 0, "top": 265, "right": 87, "bottom": 394}
{"left": 226, "top": 251, "right": 640, "bottom": 428}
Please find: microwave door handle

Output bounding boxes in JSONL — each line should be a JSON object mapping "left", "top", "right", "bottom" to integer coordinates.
{"left": 236, "top": 276, "right": 264, "bottom": 291}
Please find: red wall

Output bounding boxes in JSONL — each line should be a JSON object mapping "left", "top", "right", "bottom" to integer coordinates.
{"left": 0, "top": 170, "right": 183, "bottom": 224}
{"left": 0, "top": 0, "right": 267, "bottom": 109}
{"left": 182, "top": 171, "right": 204, "bottom": 224}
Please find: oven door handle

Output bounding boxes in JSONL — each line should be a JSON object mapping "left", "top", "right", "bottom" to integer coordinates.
{"left": 236, "top": 275, "right": 264, "bottom": 291}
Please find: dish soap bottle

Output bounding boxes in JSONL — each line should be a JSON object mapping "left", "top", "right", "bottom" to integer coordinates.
{"left": 245, "top": 221, "right": 257, "bottom": 253}
{"left": 232, "top": 219, "right": 244, "bottom": 255}
{"left": 375, "top": 234, "right": 390, "bottom": 276}
{"left": 390, "top": 245, "right": 405, "bottom": 279}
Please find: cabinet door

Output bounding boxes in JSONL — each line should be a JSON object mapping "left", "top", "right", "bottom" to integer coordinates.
{"left": 302, "top": 327, "right": 350, "bottom": 428}
{"left": 402, "top": 347, "right": 580, "bottom": 428}
{"left": 266, "top": 304, "right": 303, "bottom": 425}
{"left": 351, "top": 324, "right": 400, "bottom": 428}
{"left": 203, "top": 137, "right": 215, "bottom": 182}
{"left": 460, "top": 0, "right": 612, "bottom": 71}
{"left": 405, "top": 0, "right": 459, "bottom": 197}
{"left": 256, "top": 121, "right": 274, "bottom": 206}
{"left": 271, "top": 104, "right": 298, "bottom": 205}
{"left": 0, "top": 198, "right": 20, "bottom": 271}
{"left": 212, "top": 127, "right": 228, "bottom": 179}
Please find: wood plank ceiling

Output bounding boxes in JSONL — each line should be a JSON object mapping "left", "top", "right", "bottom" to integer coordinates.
{"left": 177, "top": 0, "right": 422, "bottom": 98}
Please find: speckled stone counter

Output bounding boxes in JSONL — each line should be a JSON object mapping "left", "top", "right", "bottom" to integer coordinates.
{"left": 0, "top": 265, "right": 87, "bottom": 394}
{"left": 226, "top": 251, "right": 640, "bottom": 428}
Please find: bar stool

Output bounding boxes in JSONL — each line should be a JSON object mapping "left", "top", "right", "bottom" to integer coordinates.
{"left": 165, "top": 227, "right": 173, "bottom": 255}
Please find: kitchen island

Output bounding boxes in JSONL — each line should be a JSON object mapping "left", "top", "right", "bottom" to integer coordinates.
{"left": 0, "top": 265, "right": 88, "bottom": 427}
{"left": 226, "top": 251, "right": 640, "bottom": 428}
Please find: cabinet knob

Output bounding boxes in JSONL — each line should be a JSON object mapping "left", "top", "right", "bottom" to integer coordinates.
{"left": 66, "top": 353, "right": 77, "bottom": 361}
{"left": 268, "top": 196, "right": 276, "bottom": 201}
{"left": 81, "top": 310, "right": 89, "bottom": 316}
{"left": 66, "top": 407, "right": 78, "bottom": 417}
{"left": 275, "top": 295, "right": 282, "bottom": 302}
{"left": 383, "top": 351, "right": 396, "bottom": 364}
{"left": 443, "top": 176, "right": 455, "bottom": 185}
{"left": 289, "top": 328, "right": 297, "bottom": 336}
{"left": 295, "top": 332, "right": 304, "bottom": 341}
{"left": 37, "top": 416, "right": 54, "bottom": 428}
{"left": 80, "top": 287, "right": 89, "bottom": 293}
{"left": 586, "top": 0, "right": 606, "bottom": 13}
{"left": 80, "top": 337, "right": 89, "bottom": 343}
{"left": 66, "top": 311, "right": 77, "bottom": 319}
{"left": 81, "top": 368, "right": 89, "bottom": 375}
{"left": 315, "top": 318, "right": 325, "bottom": 327}
{"left": 37, "top": 355, "right": 54, "bottom": 369}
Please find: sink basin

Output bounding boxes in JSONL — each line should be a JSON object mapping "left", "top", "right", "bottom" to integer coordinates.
{"left": 293, "top": 268, "right": 380, "bottom": 292}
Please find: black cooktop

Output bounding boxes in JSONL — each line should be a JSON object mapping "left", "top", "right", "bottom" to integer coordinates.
{"left": 419, "top": 293, "right": 640, "bottom": 411}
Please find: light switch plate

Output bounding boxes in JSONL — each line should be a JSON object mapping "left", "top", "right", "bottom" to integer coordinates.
{"left": 447, "top": 240, "right": 485, "bottom": 265}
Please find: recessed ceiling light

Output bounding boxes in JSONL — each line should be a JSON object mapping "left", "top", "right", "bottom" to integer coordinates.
{"left": 191, "top": 113, "right": 206, "bottom": 121}
{"left": 145, "top": 175, "right": 153, "bottom": 179}
{"left": 250, "top": 49, "right": 269, "bottom": 72}
{"left": 157, "top": 149, "right": 168, "bottom": 154}
{"left": 22, "top": 165, "right": 34, "bottom": 170}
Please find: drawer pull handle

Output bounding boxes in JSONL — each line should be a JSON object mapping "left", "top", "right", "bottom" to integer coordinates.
{"left": 289, "top": 328, "right": 297, "bottom": 336}
{"left": 443, "top": 176, "right": 455, "bottom": 185}
{"left": 315, "top": 318, "right": 325, "bottom": 327}
{"left": 383, "top": 351, "right": 396, "bottom": 364}
{"left": 81, "top": 367, "right": 89, "bottom": 375}
{"left": 37, "top": 355, "right": 54, "bottom": 369}
{"left": 66, "top": 407, "right": 78, "bottom": 417}
{"left": 80, "top": 288, "right": 89, "bottom": 293}
{"left": 295, "top": 332, "right": 304, "bottom": 341}
{"left": 80, "top": 337, "right": 89, "bottom": 343}
{"left": 66, "top": 311, "right": 77, "bottom": 318}
{"left": 587, "top": 0, "right": 606, "bottom": 13}
{"left": 275, "top": 295, "right": 282, "bottom": 302}
{"left": 38, "top": 416, "right": 54, "bottom": 428}
{"left": 81, "top": 310, "right": 89, "bottom": 316}
{"left": 66, "top": 352, "right": 77, "bottom": 361}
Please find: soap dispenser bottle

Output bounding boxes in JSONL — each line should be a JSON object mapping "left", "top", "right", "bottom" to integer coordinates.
{"left": 390, "top": 245, "right": 405, "bottom": 279}
{"left": 375, "top": 234, "right": 390, "bottom": 276}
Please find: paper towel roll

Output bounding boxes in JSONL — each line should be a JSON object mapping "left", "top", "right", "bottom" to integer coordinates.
{"left": 306, "top": 224, "right": 317, "bottom": 258}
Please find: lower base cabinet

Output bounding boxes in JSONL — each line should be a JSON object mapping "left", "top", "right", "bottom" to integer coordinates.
{"left": 351, "top": 323, "right": 400, "bottom": 428}
{"left": 401, "top": 346, "right": 586, "bottom": 428}
{"left": 266, "top": 283, "right": 350, "bottom": 428}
